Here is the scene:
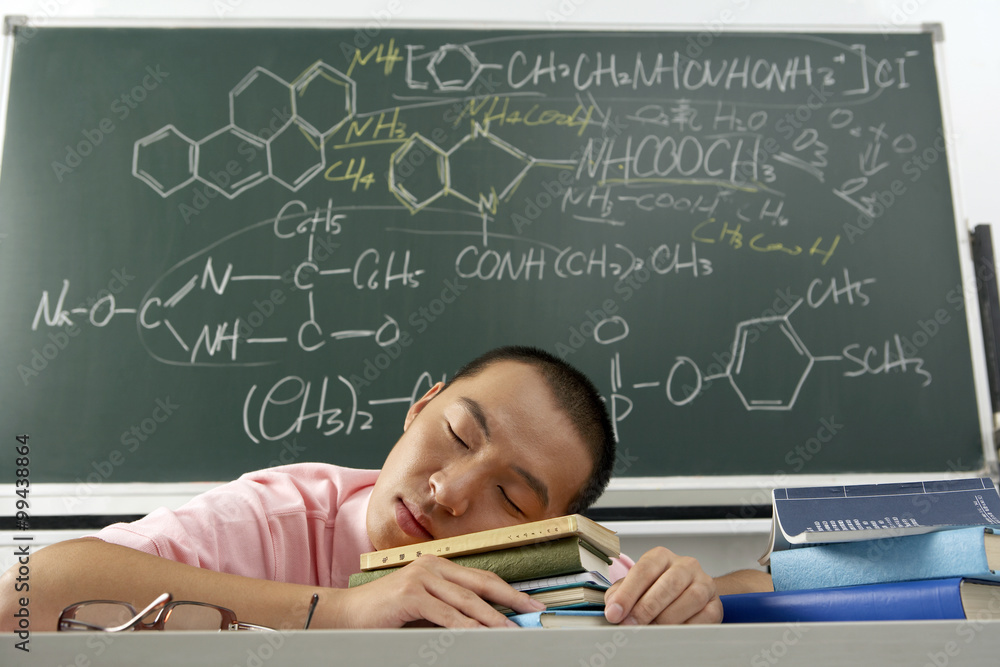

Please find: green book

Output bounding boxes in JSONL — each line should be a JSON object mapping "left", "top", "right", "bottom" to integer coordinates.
{"left": 348, "top": 537, "right": 610, "bottom": 587}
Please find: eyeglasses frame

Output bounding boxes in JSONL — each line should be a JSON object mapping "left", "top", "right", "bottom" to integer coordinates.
{"left": 58, "top": 592, "right": 273, "bottom": 632}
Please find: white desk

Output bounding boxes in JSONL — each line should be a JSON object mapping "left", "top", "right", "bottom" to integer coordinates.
{"left": 6, "top": 621, "right": 1000, "bottom": 667}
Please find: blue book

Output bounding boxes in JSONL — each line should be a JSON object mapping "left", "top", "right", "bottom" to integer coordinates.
{"left": 721, "top": 578, "right": 1000, "bottom": 623}
{"left": 760, "top": 477, "right": 1000, "bottom": 565}
{"left": 771, "top": 527, "right": 1000, "bottom": 590}
{"left": 508, "top": 610, "right": 609, "bottom": 628}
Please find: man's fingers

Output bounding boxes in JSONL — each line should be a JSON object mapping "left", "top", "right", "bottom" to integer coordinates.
{"left": 423, "top": 575, "right": 522, "bottom": 627}
{"left": 407, "top": 555, "right": 543, "bottom": 626}
{"left": 680, "top": 597, "right": 724, "bottom": 625}
{"left": 424, "top": 557, "right": 545, "bottom": 614}
{"left": 604, "top": 546, "right": 679, "bottom": 623}
{"left": 411, "top": 592, "right": 490, "bottom": 629}
{"left": 645, "top": 580, "right": 717, "bottom": 625}
{"left": 604, "top": 548, "right": 720, "bottom": 625}
{"left": 392, "top": 561, "right": 504, "bottom": 628}
{"left": 603, "top": 581, "right": 626, "bottom": 623}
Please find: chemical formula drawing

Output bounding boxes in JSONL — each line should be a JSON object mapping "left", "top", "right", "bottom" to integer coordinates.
{"left": 3, "top": 27, "right": 983, "bottom": 482}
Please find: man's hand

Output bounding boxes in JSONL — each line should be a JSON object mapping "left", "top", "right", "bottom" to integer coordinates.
{"left": 336, "top": 554, "right": 545, "bottom": 628}
{"left": 603, "top": 547, "right": 723, "bottom": 625}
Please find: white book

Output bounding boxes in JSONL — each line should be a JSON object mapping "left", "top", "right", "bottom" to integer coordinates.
{"left": 510, "top": 571, "right": 612, "bottom": 592}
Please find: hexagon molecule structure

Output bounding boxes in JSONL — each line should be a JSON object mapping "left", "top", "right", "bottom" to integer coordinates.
{"left": 446, "top": 125, "right": 533, "bottom": 209}
{"left": 388, "top": 134, "right": 449, "bottom": 212}
{"left": 292, "top": 62, "right": 356, "bottom": 140}
{"left": 195, "top": 125, "right": 268, "bottom": 198}
{"left": 230, "top": 67, "right": 295, "bottom": 140}
{"left": 267, "top": 119, "right": 325, "bottom": 191}
{"left": 726, "top": 314, "right": 815, "bottom": 411}
{"left": 132, "top": 125, "right": 196, "bottom": 197}
{"left": 426, "top": 44, "right": 485, "bottom": 91}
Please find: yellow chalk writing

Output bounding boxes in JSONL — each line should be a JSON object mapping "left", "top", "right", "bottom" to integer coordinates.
{"left": 346, "top": 39, "right": 403, "bottom": 78}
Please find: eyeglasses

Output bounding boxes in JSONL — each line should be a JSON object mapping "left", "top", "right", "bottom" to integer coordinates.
{"left": 58, "top": 592, "right": 319, "bottom": 632}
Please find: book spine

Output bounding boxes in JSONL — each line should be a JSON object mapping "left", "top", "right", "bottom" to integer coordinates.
{"left": 771, "top": 527, "right": 996, "bottom": 591}
{"left": 511, "top": 572, "right": 610, "bottom": 592}
{"left": 359, "top": 516, "right": 593, "bottom": 570}
{"left": 350, "top": 538, "right": 591, "bottom": 587}
{"left": 721, "top": 578, "right": 969, "bottom": 623}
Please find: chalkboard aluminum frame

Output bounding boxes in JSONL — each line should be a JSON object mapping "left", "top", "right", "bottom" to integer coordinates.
{"left": 0, "top": 17, "right": 995, "bottom": 522}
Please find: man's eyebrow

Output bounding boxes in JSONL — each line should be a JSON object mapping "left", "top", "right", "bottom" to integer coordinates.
{"left": 458, "top": 396, "right": 548, "bottom": 509}
{"left": 459, "top": 397, "right": 490, "bottom": 441}
{"left": 513, "top": 465, "right": 549, "bottom": 510}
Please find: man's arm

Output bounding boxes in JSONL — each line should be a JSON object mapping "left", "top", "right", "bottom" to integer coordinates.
{"left": 0, "top": 538, "right": 331, "bottom": 632}
{"left": 714, "top": 568, "right": 773, "bottom": 596}
{"left": 0, "top": 538, "right": 544, "bottom": 631}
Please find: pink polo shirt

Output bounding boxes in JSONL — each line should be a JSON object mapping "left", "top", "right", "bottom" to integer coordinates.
{"left": 94, "top": 463, "right": 633, "bottom": 588}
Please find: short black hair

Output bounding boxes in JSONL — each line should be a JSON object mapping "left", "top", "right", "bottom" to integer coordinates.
{"left": 448, "top": 345, "right": 615, "bottom": 514}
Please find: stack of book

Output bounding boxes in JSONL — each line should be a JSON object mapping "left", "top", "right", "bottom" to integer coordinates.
{"left": 723, "top": 477, "right": 1000, "bottom": 623}
{"left": 349, "top": 514, "right": 619, "bottom": 625}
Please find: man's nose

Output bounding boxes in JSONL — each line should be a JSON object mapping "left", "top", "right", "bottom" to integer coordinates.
{"left": 428, "top": 462, "right": 480, "bottom": 516}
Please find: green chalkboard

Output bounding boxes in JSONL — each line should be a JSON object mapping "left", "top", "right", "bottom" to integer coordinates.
{"left": 0, "top": 25, "right": 988, "bottom": 487}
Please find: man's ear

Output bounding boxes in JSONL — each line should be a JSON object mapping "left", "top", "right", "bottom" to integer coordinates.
{"left": 403, "top": 382, "right": 445, "bottom": 431}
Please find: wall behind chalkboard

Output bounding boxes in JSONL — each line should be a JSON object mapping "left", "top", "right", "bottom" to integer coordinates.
{"left": 0, "top": 25, "right": 989, "bottom": 488}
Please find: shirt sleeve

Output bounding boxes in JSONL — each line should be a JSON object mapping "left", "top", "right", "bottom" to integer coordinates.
{"left": 92, "top": 464, "right": 376, "bottom": 586}
{"left": 94, "top": 480, "right": 276, "bottom": 579}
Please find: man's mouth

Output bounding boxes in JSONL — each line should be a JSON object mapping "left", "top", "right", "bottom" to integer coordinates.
{"left": 395, "top": 498, "right": 434, "bottom": 540}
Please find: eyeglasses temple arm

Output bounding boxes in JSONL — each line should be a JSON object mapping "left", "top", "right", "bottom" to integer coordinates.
{"left": 233, "top": 621, "right": 275, "bottom": 631}
{"left": 102, "top": 592, "right": 173, "bottom": 633}
{"left": 59, "top": 618, "right": 111, "bottom": 631}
